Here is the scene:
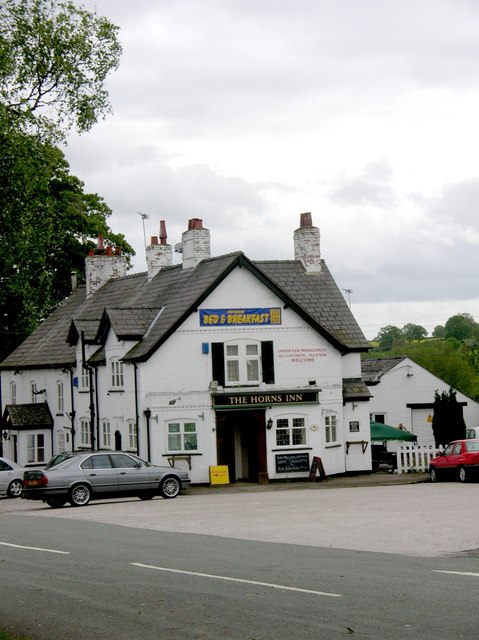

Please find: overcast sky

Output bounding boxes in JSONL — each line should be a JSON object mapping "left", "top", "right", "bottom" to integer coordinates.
{"left": 64, "top": 0, "right": 479, "bottom": 339}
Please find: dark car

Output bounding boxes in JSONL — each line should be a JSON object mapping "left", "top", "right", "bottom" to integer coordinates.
{"left": 23, "top": 451, "right": 190, "bottom": 508}
{"left": 371, "top": 444, "right": 397, "bottom": 473}
{"left": 429, "top": 439, "right": 479, "bottom": 483}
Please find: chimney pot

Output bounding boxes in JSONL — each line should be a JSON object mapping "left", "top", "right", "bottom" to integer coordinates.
{"left": 300, "top": 212, "right": 313, "bottom": 228}
{"left": 160, "top": 220, "right": 167, "bottom": 245}
{"left": 188, "top": 218, "right": 203, "bottom": 230}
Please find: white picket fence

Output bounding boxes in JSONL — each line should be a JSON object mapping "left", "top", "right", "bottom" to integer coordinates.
{"left": 396, "top": 444, "right": 443, "bottom": 474}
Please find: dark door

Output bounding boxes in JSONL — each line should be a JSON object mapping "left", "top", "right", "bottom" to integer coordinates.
{"left": 216, "top": 410, "right": 268, "bottom": 483}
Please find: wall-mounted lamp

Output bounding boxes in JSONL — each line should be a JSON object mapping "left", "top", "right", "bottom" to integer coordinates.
{"left": 198, "top": 413, "right": 205, "bottom": 421}
{"left": 168, "top": 398, "right": 181, "bottom": 405}
{"left": 32, "top": 388, "right": 46, "bottom": 395}
{"left": 2, "top": 430, "right": 10, "bottom": 441}
{"left": 267, "top": 418, "right": 273, "bottom": 430}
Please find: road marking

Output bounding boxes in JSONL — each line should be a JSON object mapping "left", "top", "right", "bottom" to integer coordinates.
{"left": 0, "top": 541, "right": 70, "bottom": 555}
{"left": 131, "top": 562, "right": 342, "bottom": 598}
{"left": 433, "top": 570, "right": 479, "bottom": 577}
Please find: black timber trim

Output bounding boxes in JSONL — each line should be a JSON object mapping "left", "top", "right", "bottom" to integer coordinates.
{"left": 406, "top": 402, "right": 467, "bottom": 408}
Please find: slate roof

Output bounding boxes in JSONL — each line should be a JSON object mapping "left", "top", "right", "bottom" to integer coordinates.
{"left": 1, "top": 252, "right": 369, "bottom": 370}
{"left": 361, "top": 357, "right": 407, "bottom": 384}
{"left": 342, "top": 378, "right": 372, "bottom": 401}
{"left": 2, "top": 403, "right": 54, "bottom": 430}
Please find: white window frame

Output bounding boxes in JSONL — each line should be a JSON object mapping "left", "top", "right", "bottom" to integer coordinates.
{"left": 325, "top": 414, "right": 338, "bottom": 444}
{"left": 10, "top": 381, "right": 16, "bottom": 405}
{"left": 31, "top": 382, "right": 38, "bottom": 404}
{"left": 80, "top": 366, "right": 90, "bottom": 390}
{"left": 101, "top": 420, "right": 111, "bottom": 448}
{"left": 127, "top": 420, "right": 137, "bottom": 451}
{"left": 57, "top": 430, "right": 66, "bottom": 453}
{"left": 167, "top": 420, "right": 198, "bottom": 452}
{"left": 274, "top": 415, "right": 307, "bottom": 447}
{"left": 224, "top": 340, "right": 261, "bottom": 386}
{"left": 110, "top": 359, "right": 124, "bottom": 389}
{"left": 57, "top": 381, "right": 64, "bottom": 413}
{"left": 27, "top": 433, "right": 45, "bottom": 463}
{"left": 80, "top": 418, "right": 91, "bottom": 447}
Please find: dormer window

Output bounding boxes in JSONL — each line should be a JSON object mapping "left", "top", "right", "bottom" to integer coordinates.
{"left": 110, "top": 359, "right": 124, "bottom": 389}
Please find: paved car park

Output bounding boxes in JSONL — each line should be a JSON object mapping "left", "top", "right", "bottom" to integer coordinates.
{"left": 2, "top": 473, "right": 479, "bottom": 557}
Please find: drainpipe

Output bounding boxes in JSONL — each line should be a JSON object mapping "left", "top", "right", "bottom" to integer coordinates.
{"left": 134, "top": 364, "right": 140, "bottom": 456}
{"left": 94, "top": 366, "right": 100, "bottom": 450}
{"left": 81, "top": 331, "right": 95, "bottom": 451}
{"left": 144, "top": 408, "right": 152, "bottom": 462}
{"left": 68, "top": 368, "right": 76, "bottom": 451}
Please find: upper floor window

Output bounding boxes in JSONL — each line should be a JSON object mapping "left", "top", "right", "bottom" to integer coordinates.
{"left": 110, "top": 359, "right": 124, "bottom": 389}
{"left": 57, "top": 381, "right": 64, "bottom": 413}
{"left": 80, "top": 366, "right": 90, "bottom": 390}
{"left": 31, "top": 382, "right": 38, "bottom": 404}
{"left": 212, "top": 340, "right": 274, "bottom": 387}
{"left": 325, "top": 414, "right": 338, "bottom": 444}
{"left": 10, "top": 381, "right": 16, "bottom": 405}
{"left": 275, "top": 416, "right": 306, "bottom": 447}
{"left": 167, "top": 421, "right": 198, "bottom": 452}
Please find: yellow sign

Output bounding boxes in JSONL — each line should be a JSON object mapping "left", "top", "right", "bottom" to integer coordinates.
{"left": 209, "top": 465, "right": 230, "bottom": 485}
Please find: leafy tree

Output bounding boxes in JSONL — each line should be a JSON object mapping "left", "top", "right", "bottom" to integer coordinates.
{"left": 401, "top": 323, "right": 428, "bottom": 341}
{"left": 431, "top": 389, "right": 466, "bottom": 447}
{"left": 0, "top": 2, "right": 129, "bottom": 360}
{"left": 0, "top": 0, "right": 122, "bottom": 141}
{"left": 374, "top": 325, "right": 404, "bottom": 351}
{"left": 0, "top": 120, "right": 134, "bottom": 360}
{"left": 445, "top": 313, "right": 478, "bottom": 342}
{"left": 432, "top": 325, "right": 446, "bottom": 338}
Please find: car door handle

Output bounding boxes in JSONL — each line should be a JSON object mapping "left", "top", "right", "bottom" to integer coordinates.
{"left": 88, "top": 473, "right": 97, "bottom": 476}
{"left": 119, "top": 472, "right": 127, "bottom": 475}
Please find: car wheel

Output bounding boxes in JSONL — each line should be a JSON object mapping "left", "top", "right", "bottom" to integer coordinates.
{"left": 7, "top": 479, "right": 23, "bottom": 498}
{"left": 138, "top": 492, "right": 155, "bottom": 500}
{"left": 45, "top": 498, "right": 67, "bottom": 508}
{"left": 69, "top": 483, "right": 92, "bottom": 506}
{"left": 429, "top": 467, "right": 439, "bottom": 483}
{"left": 458, "top": 466, "right": 467, "bottom": 483}
{"left": 159, "top": 475, "right": 180, "bottom": 499}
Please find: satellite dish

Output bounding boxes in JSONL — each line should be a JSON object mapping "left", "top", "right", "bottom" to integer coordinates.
{"left": 174, "top": 243, "right": 183, "bottom": 253}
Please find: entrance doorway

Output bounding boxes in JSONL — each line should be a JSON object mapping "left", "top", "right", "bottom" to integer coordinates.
{"left": 216, "top": 410, "right": 268, "bottom": 483}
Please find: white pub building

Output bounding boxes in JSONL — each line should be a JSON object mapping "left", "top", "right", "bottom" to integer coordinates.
{"left": 1, "top": 214, "right": 372, "bottom": 483}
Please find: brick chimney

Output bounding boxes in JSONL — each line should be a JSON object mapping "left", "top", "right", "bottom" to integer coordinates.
{"left": 294, "top": 212, "right": 321, "bottom": 273}
{"left": 181, "top": 218, "right": 211, "bottom": 269}
{"left": 146, "top": 220, "right": 173, "bottom": 279}
{"left": 85, "top": 235, "right": 128, "bottom": 298}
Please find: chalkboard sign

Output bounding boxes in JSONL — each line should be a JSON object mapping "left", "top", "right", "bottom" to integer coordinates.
{"left": 275, "top": 453, "right": 310, "bottom": 474}
{"left": 309, "top": 456, "right": 326, "bottom": 482}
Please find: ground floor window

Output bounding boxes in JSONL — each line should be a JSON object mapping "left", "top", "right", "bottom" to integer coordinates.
{"left": 128, "top": 420, "right": 137, "bottom": 450}
{"left": 102, "top": 421, "right": 111, "bottom": 448}
{"left": 167, "top": 421, "right": 198, "bottom": 452}
{"left": 275, "top": 416, "right": 307, "bottom": 447}
{"left": 27, "top": 433, "right": 45, "bottom": 463}
{"left": 80, "top": 419, "right": 91, "bottom": 447}
{"left": 325, "top": 414, "right": 338, "bottom": 443}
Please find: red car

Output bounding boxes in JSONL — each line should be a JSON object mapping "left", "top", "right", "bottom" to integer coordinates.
{"left": 429, "top": 439, "right": 479, "bottom": 483}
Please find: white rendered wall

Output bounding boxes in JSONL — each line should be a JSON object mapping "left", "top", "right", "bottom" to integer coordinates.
{"left": 367, "top": 358, "right": 479, "bottom": 444}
